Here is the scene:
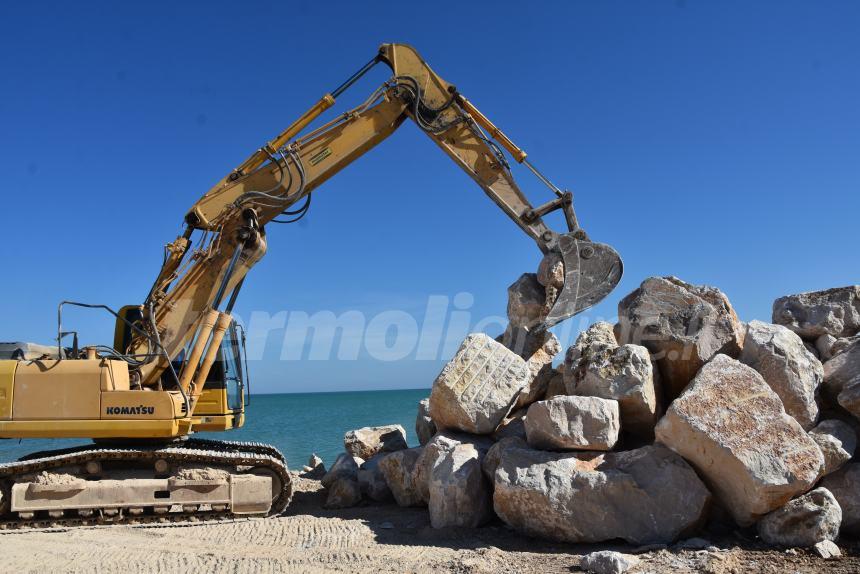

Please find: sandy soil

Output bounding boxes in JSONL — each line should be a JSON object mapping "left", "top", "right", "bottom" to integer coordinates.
{"left": 0, "top": 475, "right": 857, "bottom": 574}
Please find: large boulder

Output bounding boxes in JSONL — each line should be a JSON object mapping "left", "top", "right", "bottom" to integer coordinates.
{"left": 507, "top": 273, "right": 547, "bottom": 328}
{"left": 357, "top": 455, "right": 393, "bottom": 502}
{"left": 493, "top": 444, "right": 711, "bottom": 544}
{"left": 482, "top": 436, "right": 528, "bottom": 481}
{"left": 773, "top": 286, "right": 860, "bottom": 339}
{"left": 525, "top": 396, "right": 620, "bottom": 451}
{"left": 739, "top": 320, "right": 823, "bottom": 430}
{"left": 655, "top": 354, "right": 824, "bottom": 526}
{"left": 616, "top": 277, "right": 744, "bottom": 399}
{"left": 379, "top": 447, "right": 424, "bottom": 507}
{"left": 492, "top": 408, "right": 527, "bottom": 441}
{"left": 543, "top": 369, "right": 567, "bottom": 400}
{"left": 824, "top": 339, "right": 860, "bottom": 400}
{"left": 321, "top": 453, "right": 363, "bottom": 489}
{"left": 567, "top": 341, "right": 661, "bottom": 436}
{"left": 757, "top": 488, "right": 842, "bottom": 548}
{"left": 324, "top": 477, "right": 362, "bottom": 509}
{"left": 413, "top": 431, "right": 493, "bottom": 504}
{"left": 415, "top": 398, "right": 436, "bottom": 446}
{"left": 563, "top": 322, "right": 618, "bottom": 376}
{"left": 820, "top": 463, "right": 860, "bottom": 535}
{"left": 429, "top": 333, "right": 530, "bottom": 434}
{"left": 514, "top": 332, "right": 561, "bottom": 410}
{"left": 344, "top": 425, "right": 408, "bottom": 460}
{"left": 810, "top": 419, "right": 857, "bottom": 476}
{"left": 429, "top": 443, "right": 492, "bottom": 528}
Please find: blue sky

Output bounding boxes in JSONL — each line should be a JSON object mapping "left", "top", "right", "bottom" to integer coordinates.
{"left": 1, "top": 1, "right": 858, "bottom": 393}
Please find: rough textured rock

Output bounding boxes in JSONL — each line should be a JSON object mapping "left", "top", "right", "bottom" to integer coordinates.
{"left": 493, "top": 444, "right": 710, "bottom": 544}
{"left": 429, "top": 443, "right": 492, "bottom": 528}
{"left": 773, "top": 286, "right": 860, "bottom": 339}
{"left": 757, "top": 488, "right": 842, "bottom": 548}
{"left": 537, "top": 251, "right": 564, "bottom": 289}
{"left": 824, "top": 339, "right": 860, "bottom": 400}
{"left": 579, "top": 551, "right": 639, "bottom": 574}
{"left": 838, "top": 378, "right": 860, "bottom": 422}
{"left": 413, "top": 431, "right": 493, "bottom": 504}
{"left": 324, "top": 477, "right": 362, "bottom": 509}
{"left": 616, "top": 276, "right": 744, "bottom": 399}
{"left": 357, "top": 455, "right": 393, "bottom": 502}
{"left": 567, "top": 341, "right": 660, "bottom": 435}
{"left": 415, "top": 398, "right": 436, "bottom": 446}
{"left": 514, "top": 332, "right": 561, "bottom": 410}
{"left": 378, "top": 447, "right": 424, "bottom": 507}
{"left": 821, "top": 463, "right": 860, "bottom": 535}
{"left": 482, "top": 436, "right": 527, "bottom": 481}
{"left": 429, "top": 333, "right": 530, "bottom": 434}
{"left": 344, "top": 425, "right": 408, "bottom": 460}
{"left": 507, "top": 273, "right": 547, "bottom": 328}
{"left": 810, "top": 419, "right": 857, "bottom": 476}
{"left": 564, "top": 322, "right": 618, "bottom": 375}
{"left": 832, "top": 335, "right": 860, "bottom": 358}
{"left": 655, "top": 354, "right": 824, "bottom": 526}
{"left": 740, "top": 320, "right": 823, "bottom": 430}
{"left": 543, "top": 369, "right": 567, "bottom": 400}
{"left": 817, "top": 334, "right": 839, "bottom": 361}
{"left": 814, "top": 540, "right": 842, "bottom": 559}
{"left": 321, "top": 453, "right": 363, "bottom": 489}
{"left": 492, "top": 408, "right": 527, "bottom": 441}
{"left": 300, "top": 454, "right": 326, "bottom": 479}
{"left": 525, "top": 396, "right": 620, "bottom": 451}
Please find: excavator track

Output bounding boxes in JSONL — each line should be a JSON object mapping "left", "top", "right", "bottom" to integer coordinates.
{"left": 0, "top": 441, "right": 293, "bottom": 530}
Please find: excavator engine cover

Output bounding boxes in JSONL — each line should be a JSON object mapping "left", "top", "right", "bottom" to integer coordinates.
{"left": 543, "top": 233, "right": 623, "bottom": 328}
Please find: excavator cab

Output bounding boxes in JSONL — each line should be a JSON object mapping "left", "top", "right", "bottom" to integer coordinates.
{"left": 113, "top": 306, "right": 248, "bottom": 432}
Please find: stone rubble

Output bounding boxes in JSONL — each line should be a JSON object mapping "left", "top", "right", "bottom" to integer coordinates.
{"left": 524, "top": 395, "right": 620, "bottom": 451}
{"left": 579, "top": 550, "right": 640, "bottom": 574}
{"left": 739, "top": 320, "right": 823, "bottom": 429}
{"left": 756, "top": 487, "right": 842, "bottom": 548}
{"left": 616, "top": 276, "right": 744, "bottom": 400}
{"left": 429, "top": 333, "right": 530, "bottom": 434}
{"left": 415, "top": 398, "right": 436, "bottom": 446}
{"left": 344, "top": 425, "right": 408, "bottom": 460}
{"left": 809, "top": 419, "right": 857, "bottom": 476}
{"left": 655, "top": 354, "right": 824, "bottom": 526}
{"left": 316, "top": 270, "right": 860, "bottom": 557}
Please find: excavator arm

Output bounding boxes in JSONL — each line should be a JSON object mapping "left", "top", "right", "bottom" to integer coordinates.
{"left": 131, "top": 43, "right": 622, "bottom": 397}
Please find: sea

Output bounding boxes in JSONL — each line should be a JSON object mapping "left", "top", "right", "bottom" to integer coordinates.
{"left": 0, "top": 388, "right": 430, "bottom": 467}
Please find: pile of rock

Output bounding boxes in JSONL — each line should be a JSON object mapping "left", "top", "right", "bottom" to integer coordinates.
{"left": 319, "top": 260, "right": 860, "bottom": 553}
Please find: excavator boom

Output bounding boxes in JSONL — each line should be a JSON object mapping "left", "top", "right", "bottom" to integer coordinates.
{"left": 0, "top": 44, "right": 621, "bottom": 528}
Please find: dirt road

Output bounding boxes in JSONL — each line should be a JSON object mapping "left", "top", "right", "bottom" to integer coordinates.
{"left": 0, "top": 476, "right": 857, "bottom": 573}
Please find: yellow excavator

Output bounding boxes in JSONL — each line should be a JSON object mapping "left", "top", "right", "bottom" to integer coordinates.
{"left": 0, "top": 44, "right": 622, "bottom": 526}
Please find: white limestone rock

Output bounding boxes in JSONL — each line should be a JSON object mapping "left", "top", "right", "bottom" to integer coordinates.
{"left": 757, "top": 488, "right": 842, "bottom": 548}
{"left": 428, "top": 443, "right": 492, "bottom": 528}
{"left": 525, "top": 395, "right": 620, "bottom": 451}
{"left": 739, "top": 320, "right": 823, "bottom": 430}
{"left": 378, "top": 447, "right": 424, "bottom": 507}
{"left": 616, "top": 276, "right": 744, "bottom": 399}
{"left": 429, "top": 333, "right": 530, "bottom": 434}
{"left": 344, "top": 425, "right": 408, "bottom": 460}
{"left": 809, "top": 419, "right": 857, "bottom": 476}
{"left": 655, "top": 354, "right": 824, "bottom": 526}
{"left": 493, "top": 444, "right": 711, "bottom": 544}
{"left": 773, "top": 286, "right": 860, "bottom": 339}
{"left": 415, "top": 398, "right": 436, "bottom": 446}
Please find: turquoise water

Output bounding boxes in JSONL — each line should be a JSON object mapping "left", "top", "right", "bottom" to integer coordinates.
{"left": 0, "top": 389, "right": 430, "bottom": 467}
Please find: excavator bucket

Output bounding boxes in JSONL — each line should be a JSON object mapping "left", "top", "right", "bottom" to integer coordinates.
{"left": 543, "top": 233, "right": 623, "bottom": 329}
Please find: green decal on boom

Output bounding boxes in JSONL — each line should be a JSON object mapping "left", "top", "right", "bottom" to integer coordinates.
{"left": 309, "top": 148, "right": 332, "bottom": 166}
